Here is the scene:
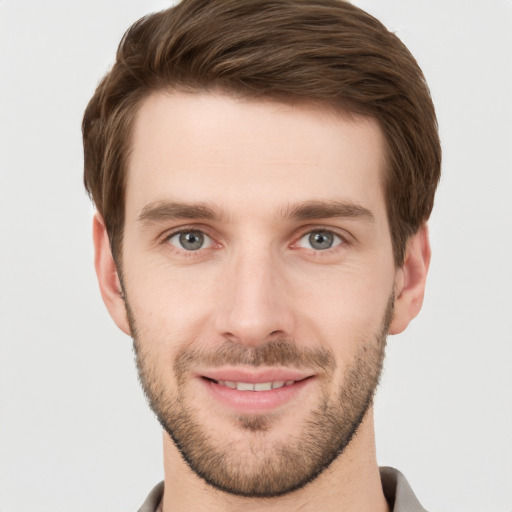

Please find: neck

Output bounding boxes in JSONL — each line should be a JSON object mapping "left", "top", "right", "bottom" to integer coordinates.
{"left": 161, "top": 407, "right": 390, "bottom": 512}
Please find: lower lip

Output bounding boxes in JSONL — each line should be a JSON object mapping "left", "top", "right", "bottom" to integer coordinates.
{"left": 200, "top": 377, "right": 313, "bottom": 413}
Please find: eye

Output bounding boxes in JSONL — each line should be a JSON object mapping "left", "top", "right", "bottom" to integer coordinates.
{"left": 297, "top": 230, "right": 343, "bottom": 251}
{"left": 167, "top": 230, "right": 213, "bottom": 251}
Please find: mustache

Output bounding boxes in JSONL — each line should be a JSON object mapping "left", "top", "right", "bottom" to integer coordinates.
{"left": 174, "top": 340, "right": 337, "bottom": 374}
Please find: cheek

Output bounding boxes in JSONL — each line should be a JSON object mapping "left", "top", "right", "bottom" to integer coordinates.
{"left": 124, "top": 258, "right": 218, "bottom": 342}
{"left": 290, "top": 265, "right": 393, "bottom": 371}
{"left": 122, "top": 231, "right": 396, "bottom": 359}
{"left": 294, "top": 262, "right": 393, "bottom": 323}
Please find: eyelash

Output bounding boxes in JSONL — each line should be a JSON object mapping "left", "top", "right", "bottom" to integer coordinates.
{"left": 291, "top": 225, "right": 351, "bottom": 254}
{"left": 162, "top": 226, "right": 219, "bottom": 256}
{"left": 160, "top": 226, "right": 351, "bottom": 255}
{"left": 294, "top": 230, "right": 345, "bottom": 251}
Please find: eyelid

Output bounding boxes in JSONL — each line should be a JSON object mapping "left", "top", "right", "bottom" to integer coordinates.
{"left": 158, "top": 224, "right": 352, "bottom": 253}
{"left": 297, "top": 229, "right": 343, "bottom": 250}
{"left": 160, "top": 225, "right": 220, "bottom": 252}
{"left": 292, "top": 225, "right": 352, "bottom": 247}
{"left": 168, "top": 230, "right": 213, "bottom": 250}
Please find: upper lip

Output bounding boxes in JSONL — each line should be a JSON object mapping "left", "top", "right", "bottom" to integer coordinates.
{"left": 197, "top": 367, "right": 314, "bottom": 384}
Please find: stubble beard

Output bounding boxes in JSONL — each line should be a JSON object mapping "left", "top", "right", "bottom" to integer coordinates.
{"left": 127, "top": 298, "right": 392, "bottom": 498}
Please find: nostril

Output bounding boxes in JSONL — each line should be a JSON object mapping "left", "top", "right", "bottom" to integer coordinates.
{"left": 269, "top": 330, "right": 286, "bottom": 338}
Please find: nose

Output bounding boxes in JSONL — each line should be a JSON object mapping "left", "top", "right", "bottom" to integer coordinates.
{"left": 213, "top": 248, "right": 295, "bottom": 347}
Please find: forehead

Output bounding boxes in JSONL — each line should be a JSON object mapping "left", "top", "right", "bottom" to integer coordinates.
{"left": 126, "top": 91, "right": 387, "bottom": 222}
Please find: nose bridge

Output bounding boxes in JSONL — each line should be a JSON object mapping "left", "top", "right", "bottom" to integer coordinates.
{"left": 216, "top": 242, "right": 292, "bottom": 345}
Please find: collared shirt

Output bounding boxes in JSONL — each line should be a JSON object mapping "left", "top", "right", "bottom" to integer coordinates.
{"left": 137, "top": 466, "right": 427, "bottom": 512}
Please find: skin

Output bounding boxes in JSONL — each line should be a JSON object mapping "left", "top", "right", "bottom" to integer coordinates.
{"left": 94, "top": 91, "right": 430, "bottom": 512}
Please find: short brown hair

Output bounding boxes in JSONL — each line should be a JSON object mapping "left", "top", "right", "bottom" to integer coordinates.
{"left": 83, "top": 0, "right": 441, "bottom": 266}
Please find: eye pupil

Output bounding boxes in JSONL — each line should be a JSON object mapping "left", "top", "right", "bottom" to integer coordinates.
{"left": 179, "top": 231, "right": 204, "bottom": 250}
{"left": 309, "top": 231, "right": 334, "bottom": 250}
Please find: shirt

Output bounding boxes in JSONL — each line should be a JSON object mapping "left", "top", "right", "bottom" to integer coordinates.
{"left": 137, "top": 466, "right": 427, "bottom": 512}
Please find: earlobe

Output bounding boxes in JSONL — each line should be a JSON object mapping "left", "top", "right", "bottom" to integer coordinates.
{"left": 389, "top": 224, "right": 431, "bottom": 335}
{"left": 92, "top": 213, "right": 131, "bottom": 335}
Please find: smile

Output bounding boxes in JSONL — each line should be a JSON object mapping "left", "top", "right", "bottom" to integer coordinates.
{"left": 213, "top": 380, "right": 296, "bottom": 391}
{"left": 199, "top": 373, "right": 314, "bottom": 413}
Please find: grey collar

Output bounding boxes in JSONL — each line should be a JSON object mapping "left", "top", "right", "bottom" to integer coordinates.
{"left": 138, "top": 467, "right": 427, "bottom": 512}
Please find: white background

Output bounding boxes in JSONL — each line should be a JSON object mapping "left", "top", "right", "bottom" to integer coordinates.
{"left": 1, "top": 1, "right": 511, "bottom": 511}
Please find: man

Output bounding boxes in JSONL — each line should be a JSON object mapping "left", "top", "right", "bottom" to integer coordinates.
{"left": 83, "top": 0, "right": 440, "bottom": 510}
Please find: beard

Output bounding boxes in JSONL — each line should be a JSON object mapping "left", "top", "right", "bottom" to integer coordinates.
{"left": 126, "top": 296, "right": 392, "bottom": 498}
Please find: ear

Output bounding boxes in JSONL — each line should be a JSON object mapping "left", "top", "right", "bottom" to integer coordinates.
{"left": 389, "top": 223, "right": 431, "bottom": 335}
{"left": 92, "top": 212, "right": 131, "bottom": 335}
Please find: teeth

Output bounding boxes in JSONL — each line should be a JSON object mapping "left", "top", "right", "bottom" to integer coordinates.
{"left": 216, "top": 380, "right": 296, "bottom": 391}
{"left": 237, "top": 382, "right": 255, "bottom": 391}
{"left": 254, "top": 382, "right": 273, "bottom": 391}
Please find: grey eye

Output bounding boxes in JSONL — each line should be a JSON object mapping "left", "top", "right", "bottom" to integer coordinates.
{"left": 298, "top": 230, "right": 342, "bottom": 250}
{"left": 168, "top": 230, "right": 212, "bottom": 251}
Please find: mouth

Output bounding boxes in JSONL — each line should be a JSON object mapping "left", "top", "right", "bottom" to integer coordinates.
{"left": 197, "top": 369, "right": 315, "bottom": 413}
{"left": 204, "top": 378, "right": 297, "bottom": 391}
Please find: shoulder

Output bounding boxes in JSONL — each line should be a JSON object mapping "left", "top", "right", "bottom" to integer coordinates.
{"left": 380, "top": 466, "right": 428, "bottom": 512}
{"left": 137, "top": 481, "right": 164, "bottom": 512}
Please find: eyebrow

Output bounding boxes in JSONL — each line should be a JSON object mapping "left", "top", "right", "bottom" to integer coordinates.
{"left": 280, "top": 200, "right": 375, "bottom": 222}
{"left": 137, "top": 199, "right": 375, "bottom": 226}
{"left": 137, "top": 201, "right": 226, "bottom": 226}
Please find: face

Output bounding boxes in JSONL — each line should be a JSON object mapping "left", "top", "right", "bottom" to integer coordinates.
{"left": 102, "top": 91, "right": 407, "bottom": 497}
